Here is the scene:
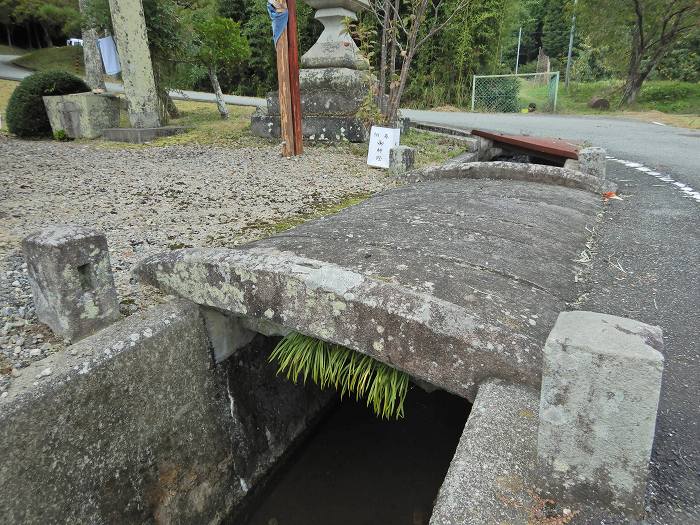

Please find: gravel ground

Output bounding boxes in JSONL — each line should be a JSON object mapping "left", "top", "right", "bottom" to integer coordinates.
{"left": 0, "top": 136, "right": 392, "bottom": 388}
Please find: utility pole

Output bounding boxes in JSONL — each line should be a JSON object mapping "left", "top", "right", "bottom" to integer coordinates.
{"left": 565, "top": 0, "right": 578, "bottom": 88}
{"left": 515, "top": 26, "right": 522, "bottom": 74}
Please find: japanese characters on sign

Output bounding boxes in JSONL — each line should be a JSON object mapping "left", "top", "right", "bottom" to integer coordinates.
{"left": 367, "top": 126, "right": 401, "bottom": 169}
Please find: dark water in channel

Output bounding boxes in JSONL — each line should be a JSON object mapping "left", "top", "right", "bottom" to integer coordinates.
{"left": 238, "top": 386, "right": 471, "bottom": 525}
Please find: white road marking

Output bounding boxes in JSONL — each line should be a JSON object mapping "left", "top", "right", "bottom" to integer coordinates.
{"left": 610, "top": 158, "right": 700, "bottom": 203}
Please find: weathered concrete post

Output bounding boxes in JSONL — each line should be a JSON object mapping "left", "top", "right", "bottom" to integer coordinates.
{"left": 22, "top": 225, "right": 120, "bottom": 342}
{"left": 389, "top": 145, "right": 416, "bottom": 177}
{"left": 78, "top": 0, "right": 107, "bottom": 91}
{"left": 578, "top": 146, "right": 607, "bottom": 180}
{"left": 107, "top": 0, "right": 161, "bottom": 128}
{"left": 537, "top": 311, "right": 664, "bottom": 516}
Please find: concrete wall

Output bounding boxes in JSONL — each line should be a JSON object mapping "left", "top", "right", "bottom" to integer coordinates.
{"left": 0, "top": 300, "right": 331, "bottom": 524}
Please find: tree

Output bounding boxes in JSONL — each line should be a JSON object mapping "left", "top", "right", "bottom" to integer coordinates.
{"left": 369, "top": 0, "right": 472, "bottom": 125}
{"left": 580, "top": 0, "right": 699, "bottom": 105}
{"left": 0, "top": 0, "right": 18, "bottom": 46}
{"left": 78, "top": 0, "right": 106, "bottom": 90}
{"left": 190, "top": 16, "right": 250, "bottom": 118}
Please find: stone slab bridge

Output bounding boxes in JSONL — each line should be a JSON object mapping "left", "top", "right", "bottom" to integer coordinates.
{"left": 1, "top": 161, "right": 663, "bottom": 524}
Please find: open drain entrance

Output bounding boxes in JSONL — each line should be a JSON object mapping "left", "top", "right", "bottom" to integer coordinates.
{"left": 232, "top": 385, "right": 471, "bottom": 525}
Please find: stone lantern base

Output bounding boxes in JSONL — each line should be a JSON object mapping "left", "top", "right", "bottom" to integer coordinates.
{"left": 251, "top": 67, "right": 372, "bottom": 143}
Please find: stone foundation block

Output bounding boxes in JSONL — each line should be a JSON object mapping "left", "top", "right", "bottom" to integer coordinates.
{"left": 42, "top": 92, "right": 120, "bottom": 139}
{"left": 251, "top": 109, "right": 368, "bottom": 142}
{"left": 22, "top": 225, "right": 120, "bottom": 341}
{"left": 389, "top": 145, "right": 416, "bottom": 176}
{"left": 578, "top": 146, "right": 607, "bottom": 179}
{"left": 102, "top": 126, "right": 187, "bottom": 144}
{"left": 537, "top": 311, "right": 664, "bottom": 516}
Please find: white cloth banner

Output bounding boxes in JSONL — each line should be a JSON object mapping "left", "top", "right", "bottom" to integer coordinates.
{"left": 98, "top": 36, "right": 121, "bottom": 76}
{"left": 367, "top": 126, "right": 401, "bottom": 169}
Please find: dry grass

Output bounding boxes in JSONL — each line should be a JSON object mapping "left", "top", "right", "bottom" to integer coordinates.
{"left": 95, "top": 99, "right": 263, "bottom": 149}
{"left": 11, "top": 46, "right": 84, "bottom": 76}
{"left": 0, "top": 45, "right": 27, "bottom": 55}
{"left": 610, "top": 110, "right": 700, "bottom": 130}
{"left": 0, "top": 79, "right": 19, "bottom": 131}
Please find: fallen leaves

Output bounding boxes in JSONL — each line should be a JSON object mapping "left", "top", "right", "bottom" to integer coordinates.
{"left": 602, "top": 191, "right": 623, "bottom": 202}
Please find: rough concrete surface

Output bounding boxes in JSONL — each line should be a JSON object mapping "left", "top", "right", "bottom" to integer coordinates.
{"left": 538, "top": 310, "right": 664, "bottom": 516}
{"left": 22, "top": 224, "right": 120, "bottom": 341}
{"left": 43, "top": 92, "right": 120, "bottom": 139}
{"left": 136, "top": 177, "right": 601, "bottom": 400}
{"left": 402, "top": 112, "right": 699, "bottom": 524}
{"left": 267, "top": 67, "right": 371, "bottom": 117}
{"left": 430, "top": 379, "right": 542, "bottom": 524}
{"left": 0, "top": 299, "right": 331, "bottom": 524}
{"left": 251, "top": 109, "right": 368, "bottom": 142}
{"left": 405, "top": 160, "right": 614, "bottom": 193}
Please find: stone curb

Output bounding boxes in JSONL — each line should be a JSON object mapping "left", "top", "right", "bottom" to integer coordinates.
{"left": 430, "top": 379, "right": 540, "bottom": 524}
{"left": 403, "top": 161, "right": 616, "bottom": 194}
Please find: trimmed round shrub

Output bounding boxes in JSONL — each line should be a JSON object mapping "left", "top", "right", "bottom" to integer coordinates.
{"left": 6, "top": 71, "right": 89, "bottom": 138}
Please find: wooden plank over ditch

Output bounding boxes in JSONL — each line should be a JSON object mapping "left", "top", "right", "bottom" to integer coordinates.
{"left": 472, "top": 129, "right": 581, "bottom": 160}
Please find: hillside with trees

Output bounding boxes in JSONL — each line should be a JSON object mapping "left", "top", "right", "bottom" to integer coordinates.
{"left": 1, "top": 0, "right": 697, "bottom": 110}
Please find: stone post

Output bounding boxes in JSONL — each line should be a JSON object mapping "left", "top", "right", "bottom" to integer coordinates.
{"left": 578, "top": 147, "right": 607, "bottom": 180}
{"left": 107, "top": 0, "right": 161, "bottom": 128}
{"left": 537, "top": 311, "right": 664, "bottom": 516}
{"left": 78, "top": 0, "right": 106, "bottom": 91}
{"left": 389, "top": 145, "right": 415, "bottom": 177}
{"left": 22, "top": 225, "right": 120, "bottom": 342}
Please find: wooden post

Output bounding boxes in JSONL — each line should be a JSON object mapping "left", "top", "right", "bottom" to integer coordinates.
{"left": 276, "top": 27, "right": 294, "bottom": 157}
{"left": 286, "top": 0, "right": 303, "bottom": 155}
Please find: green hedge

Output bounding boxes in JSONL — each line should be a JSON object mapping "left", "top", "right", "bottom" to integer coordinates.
{"left": 6, "top": 71, "right": 89, "bottom": 138}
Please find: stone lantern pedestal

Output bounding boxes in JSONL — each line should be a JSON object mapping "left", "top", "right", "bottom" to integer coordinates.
{"left": 251, "top": 0, "right": 373, "bottom": 143}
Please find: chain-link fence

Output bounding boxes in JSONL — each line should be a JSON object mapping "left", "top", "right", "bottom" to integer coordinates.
{"left": 471, "top": 72, "right": 560, "bottom": 113}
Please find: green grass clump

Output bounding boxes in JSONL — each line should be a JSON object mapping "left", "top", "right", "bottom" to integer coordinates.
{"left": 636, "top": 81, "right": 700, "bottom": 113}
{"left": 270, "top": 332, "right": 409, "bottom": 419}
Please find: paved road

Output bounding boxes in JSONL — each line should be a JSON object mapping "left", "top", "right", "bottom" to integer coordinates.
{"left": 583, "top": 161, "right": 700, "bottom": 524}
{"left": 404, "top": 109, "right": 700, "bottom": 189}
{"left": 0, "top": 54, "right": 265, "bottom": 108}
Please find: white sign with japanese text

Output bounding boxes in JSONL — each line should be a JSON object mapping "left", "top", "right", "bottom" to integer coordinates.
{"left": 367, "top": 126, "right": 401, "bottom": 168}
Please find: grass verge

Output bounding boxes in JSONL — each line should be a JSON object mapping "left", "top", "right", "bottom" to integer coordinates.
{"left": 0, "top": 79, "right": 19, "bottom": 131}
{"left": 94, "top": 99, "right": 263, "bottom": 149}
{"left": 420, "top": 80, "right": 700, "bottom": 128}
{"left": 342, "top": 128, "right": 466, "bottom": 168}
{"left": 0, "top": 44, "right": 28, "bottom": 55}
{"left": 12, "top": 46, "right": 85, "bottom": 76}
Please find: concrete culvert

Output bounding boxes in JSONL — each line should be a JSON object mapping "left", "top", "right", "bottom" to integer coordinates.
{"left": 4, "top": 162, "right": 660, "bottom": 524}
